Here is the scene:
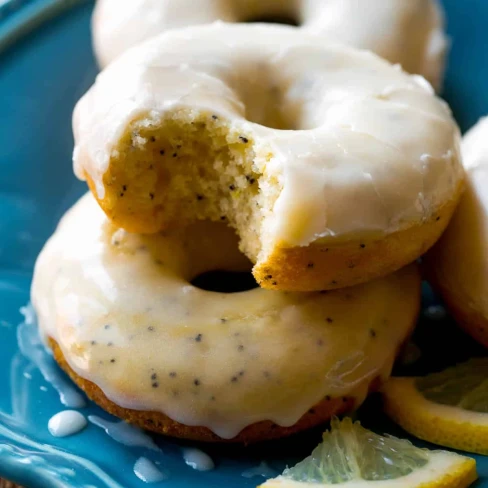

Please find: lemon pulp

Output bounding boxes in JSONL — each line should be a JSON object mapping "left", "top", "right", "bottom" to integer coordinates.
{"left": 281, "top": 418, "right": 429, "bottom": 483}
{"left": 417, "top": 358, "right": 488, "bottom": 413}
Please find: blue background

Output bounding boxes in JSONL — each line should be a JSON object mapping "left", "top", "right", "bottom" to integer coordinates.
{"left": 0, "top": 0, "right": 486, "bottom": 486}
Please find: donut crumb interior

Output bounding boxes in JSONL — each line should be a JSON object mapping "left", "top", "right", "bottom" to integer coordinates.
{"left": 102, "top": 111, "right": 282, "bottom": 261}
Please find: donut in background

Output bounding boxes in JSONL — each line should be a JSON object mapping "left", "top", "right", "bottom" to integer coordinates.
{"left": 93, "top": 0, "right": 447, "bottom": 90}
{"left": 425, "top": 118, "right": 488, "bottom": 349}
{"left": 74, "top": 24, "right": 464, "bottom": 291}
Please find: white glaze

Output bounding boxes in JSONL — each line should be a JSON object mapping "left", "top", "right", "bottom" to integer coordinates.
{"left": 88, "top": 415, "right": 160, "bottom": 451}
{"left": 32, "top": 194, "right": 419, "bottom": 439}
{"left": 133, "top": 457, "right": 169, "bottom": 483}
{"left": 242, "top": 461, "right": 277, "bottom": 479}
{"left": 182, "top": 448, "right": 214, "bottom": 472}
{"left": 92, "top": 0, "right": 447, "bottom": 88}
{"left": 17, "top": 306, "right": 86, "bottom": 409}
{"left": 74, "top": 23, "right": 462, "bottom": 251}
{"left": 48, "top": 410, "right": 87, "bottom": 437}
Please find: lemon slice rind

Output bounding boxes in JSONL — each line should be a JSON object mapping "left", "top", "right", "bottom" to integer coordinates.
{"left": 260, "top": 451, "right": 475, "bottom": 488}
{"left": 260, "top": 417, "right": 476, "bottom": 488}
{"left": 383, "top": 377, "right": 488, "bottom": 455}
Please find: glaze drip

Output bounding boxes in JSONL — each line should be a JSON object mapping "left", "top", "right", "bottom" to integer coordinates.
{"left": 32, "top": 194, "right": 420, "bottom": 438}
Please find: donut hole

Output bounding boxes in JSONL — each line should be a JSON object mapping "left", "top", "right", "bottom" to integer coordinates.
{"left": 238, "top": 1, "right": 300, "bottom": 27}
{"left": 191, "top": 270, "right": 258, "bottom": 293}
{"left": 106, "top": 112, "right": 282, "bottom": 262}
{"left": 230, "top": 65, "right": 303, "bottom": 131}
{"left": 244, "top": 15, "right": 299, "bottom": 27}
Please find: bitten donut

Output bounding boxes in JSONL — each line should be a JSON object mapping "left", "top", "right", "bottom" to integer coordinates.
{"left": 425, "top": 118, "right": 488, "bottom": 348}
{"left": 32, "top": 194, "right": 420, "bottom": 443}
{"left": 74, "top": 24, "right": 464, "bottom": 292}
{"left": 92, "top": 0, "right": 447, "bottom": 89}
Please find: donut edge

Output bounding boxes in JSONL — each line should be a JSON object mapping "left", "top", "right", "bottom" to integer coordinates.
{"left": 255, "top": 186, "right": 464, "bottom": 292}
{"left": 86, "top": 174, "right": 463, "bottom": 293}
{"left": 49, "top": 338, "right": 391, "bottom": 444}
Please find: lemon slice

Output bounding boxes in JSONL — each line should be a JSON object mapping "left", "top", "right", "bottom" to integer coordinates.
{"left": 383, "top": 358, "right": 488, "bottom": 455}
{"left": 259, "top": 418, "right": 476, "bottom": 488}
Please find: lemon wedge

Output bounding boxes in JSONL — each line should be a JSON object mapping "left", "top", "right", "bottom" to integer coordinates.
{"left": 259, "top": 418, "right": 476, "bottom": 488}
{"left": 383, "top": 358, "right": 488, "bottom": 455}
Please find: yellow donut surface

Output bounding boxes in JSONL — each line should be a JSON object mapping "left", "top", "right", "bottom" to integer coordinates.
{"left": 32, "top": 194, "right": 420, "bottom": 440}
{"left": 74, "top": 24, "right": 464, "bottom": 292}
{"left": 92, "top": 0, "right": 447, "bottom": 89}
{"left": 425, "top": 117, "right": 488, "bottom": 348}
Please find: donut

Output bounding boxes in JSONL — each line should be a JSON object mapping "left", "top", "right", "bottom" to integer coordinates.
{"left": 32, "top": 194, "right": 421, "bottom": 443}
{"left": 92, "top": 0, "right": 447, "bottom": 89}
{"left": 73, "top": 24, "right": 464, "bottom": 292}
{"left": 424, "top": 118, "right": 488, "bottom": 348}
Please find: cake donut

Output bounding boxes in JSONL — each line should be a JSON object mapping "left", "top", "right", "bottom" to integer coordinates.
{"left": 92, "top": 0, "right": 447, "bottom": 89}
{"left": 32, "top": 194, "right": 420, "bottom": 442}
{"left": 424, "top": 118, "right": 488, "bottom": 348}
{"left": 74, "top": 24, "right": 464, "bottom": 292}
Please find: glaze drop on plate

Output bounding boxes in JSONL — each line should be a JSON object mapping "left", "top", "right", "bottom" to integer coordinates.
{"left": 182, "top": 448, "right": 214, "bottom": 472}
{"left": 88, "top": 415, "right": 160, "bottom": 452}
{"left": 133, "top": 457, "right": 169, "bottom": 484}
{"left": 48, "top": 410, "right": 87, "bottom": 437}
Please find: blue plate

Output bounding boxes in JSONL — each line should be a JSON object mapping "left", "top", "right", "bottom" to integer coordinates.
{"left": 0, "top": 1, "right": 487, "bottom": 487}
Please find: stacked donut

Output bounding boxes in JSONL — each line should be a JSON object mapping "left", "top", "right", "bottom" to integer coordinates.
{"left": 32, "top": 1, "right": 465, "bottom": 442}
{"left": 425, "top": 118, "right": 488, "bottom": 349}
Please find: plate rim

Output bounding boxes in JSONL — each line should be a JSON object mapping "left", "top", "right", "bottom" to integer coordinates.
{"left": 0, "top": 1, "right": 487, "bottom": 487}
{"left": 0, "top": 0, "right": 91, "bottom": 55}
{"left": 0, "top": 3, "right": 104, "bottom": 487}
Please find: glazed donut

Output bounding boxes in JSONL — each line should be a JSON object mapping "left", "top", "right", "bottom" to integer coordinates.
{"left": 74, "top": 24, "right": 463, "bottom": 292}
{"left": 32, "top": 194, "right": 420, "bottom": 442}
{"left": 92, "top": 0, "right": 447, "bottom": 89}
{"left": 425, "top": 118, "right": 488, "bottom": 348}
